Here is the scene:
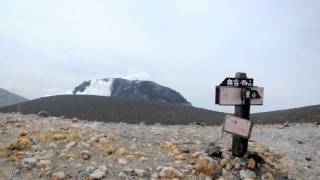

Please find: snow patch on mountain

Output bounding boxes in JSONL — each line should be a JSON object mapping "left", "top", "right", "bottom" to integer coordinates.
{"left": 76, "top": 78, "right": 113, "bottom": 96}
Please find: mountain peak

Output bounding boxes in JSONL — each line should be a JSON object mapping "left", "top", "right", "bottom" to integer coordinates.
{"left": 73, "top": 78, "right": 191, "bottom": 106}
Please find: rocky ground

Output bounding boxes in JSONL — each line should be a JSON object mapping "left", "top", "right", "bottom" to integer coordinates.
{"left": 0, "top": 112, "right": 319, "bottom": 180}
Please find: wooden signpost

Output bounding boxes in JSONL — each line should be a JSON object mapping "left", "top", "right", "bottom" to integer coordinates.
{"left": 216, "top": 72, "right": 264, "bottom": 157}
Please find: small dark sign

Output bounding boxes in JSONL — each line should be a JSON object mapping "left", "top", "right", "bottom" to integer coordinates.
{"left": 220, "top": 78, "right": 254, "bottom": 87}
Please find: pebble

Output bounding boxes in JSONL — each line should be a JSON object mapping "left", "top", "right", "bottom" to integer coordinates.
{"left": 21, "top": 157, "right": 39, "bottom": 169}
{"left": 48, "top": 142, "right": 58, "bottom": 149}
{"left": 240, "top": 169, "right": 256, "bottom": 179}
{"left": 134, "top": 169, "right": 147, "bottom": 178}
{"left": 175, "top": 153, "right": 189, "bottom": 160}
{"left": 234, "top": 163, "right": 241, "bottom": 170}
{"left": 36, "top": 160, "right": 51, "bottom": 169}
{"left": 90, "top": 166, "right": 108, "bottom": 180}
{"left": 81, "top": 150, "right": 91, "bottom": 160}
{"left": 220, "top": 159, "right": 228, "bottom": 167}
{"left": 139, "top": 156, "right": 149, "bottom": 162}
{"left": 52, "top": 171, "right": 65, "bottom": 180}
{"left": 247, "top": 158, "right": 256, "bottom": 169}
{"left": 117, "top": 147, "right": 128, "bottom": 155}
{"left": 261, "top": 172, "right": 274, "bottom": 180}
{"left": 205, "top": 145, "right": 222, "bottom": 158}
{"left": 158, "top": 167, "right": 184, "bottom": 179}
{"left": 19, "top": 131, "right": 28, "bottom": 137}
{"left": 53, "top": 134, "right": 66, "bottom": 140}
{"left": 118, "top": 172, "right": 127, "bottom": 178}
{"left": 79, "top": 142, "right": 90, "bottom": 149}
{"left": 225, "top": 163, "right": 232, "bottom": 171}
{"left": 65, "top": 141, "right": 77, "bottom": 149}
{"left": 118, "top": 158, "right": 128, "bottom": 165}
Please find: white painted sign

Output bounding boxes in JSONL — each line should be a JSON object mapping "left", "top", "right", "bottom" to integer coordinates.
{"left": 215, "top": 86, "right": 264, "bottom": 105}
{"left": 223, "top": 115, "right": 253, "bottom": 138}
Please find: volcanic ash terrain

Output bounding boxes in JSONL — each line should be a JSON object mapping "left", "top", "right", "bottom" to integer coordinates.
{"left": 0, "top": 113, "right": 319, "bottom": 180}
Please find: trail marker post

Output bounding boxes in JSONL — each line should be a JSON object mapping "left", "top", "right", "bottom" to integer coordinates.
{"left": 215, "top": 72, "right": 264, "bottom": 157}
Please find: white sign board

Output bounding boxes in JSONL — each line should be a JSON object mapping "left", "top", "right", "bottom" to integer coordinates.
{"left": 216, "top": 86, "right": 264, "bottom": 105}
{"left": 223, "top": 115, "right": 253, "bottom": 138}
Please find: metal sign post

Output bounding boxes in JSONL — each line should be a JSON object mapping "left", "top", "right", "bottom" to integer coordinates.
{"left": 216, "top": 72, "right": 264, "bottom": 157}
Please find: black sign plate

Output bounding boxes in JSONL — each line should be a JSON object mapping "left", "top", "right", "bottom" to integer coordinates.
{"left": 220, "top": 78, "right": 254, "bottom": 87}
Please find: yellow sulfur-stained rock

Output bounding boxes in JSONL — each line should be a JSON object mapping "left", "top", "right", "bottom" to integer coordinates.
{"left": 7, "top": 138, "right": 33, "bottom": 150}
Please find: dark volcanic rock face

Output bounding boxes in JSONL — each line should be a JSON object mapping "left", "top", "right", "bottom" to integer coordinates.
{"left": 111, "top": 78, "right": 191, "bottom": 106}
{"left": 72, "top": 78, "right": 191, "bottom": 106}
{"left": 72, "top": 80, "right": 91, "bottom": 94}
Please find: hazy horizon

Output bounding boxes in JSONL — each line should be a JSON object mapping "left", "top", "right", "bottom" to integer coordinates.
{"left": 1, "top": 0, "right": 320, "bottom": 113}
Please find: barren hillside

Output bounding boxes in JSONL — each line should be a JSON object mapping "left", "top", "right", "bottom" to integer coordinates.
{"left": 0, "top": 113, "right": 319, "bottom": 180}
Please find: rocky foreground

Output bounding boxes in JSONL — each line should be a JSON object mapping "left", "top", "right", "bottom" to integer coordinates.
{"left": 0, "top": 113, "right": 319, "bottom": 180}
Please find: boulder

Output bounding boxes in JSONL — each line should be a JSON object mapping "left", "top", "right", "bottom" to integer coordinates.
{"left": 193, "top": 155, "right": 221, "bottom": 176}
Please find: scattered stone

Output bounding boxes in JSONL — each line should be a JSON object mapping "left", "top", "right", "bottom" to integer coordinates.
{"left": 247, "top": 152, "right": 265, "bottom": 164}
{"left": 48, "top": 142, "right": 58, "bottom": 149}
{"left": 118, "top": 172, "right": 127, "bottom": 178}
{"left": 134, "top": 169, "right": 147, "bottom": 178}
{"left": 117, "top": 147, "right": 128, "bottom": 155}
{"left": 8, "top": 138, "right": 33, "bottom": 150}
{"left": 118, "top": 158, "right": 128, "bottom": 165}
{"left": 225, "top": 163, "right": 232, "bottom": 171}
{"left": 19, "top": 131, "right": 28, "bottom": 137}
{"left": 220, "top": 159, "right": 228, "bottom": 168}
{"left": 191, "top": 152, "right": 204, "bottom": 159}
{"left": 276, "top": 125, "right": 285, "bottom": 129}
{"left": 158, "top": 167, "right": 183, "bottom": 179}
{"left": 297, "top": 140, "right": 304, "bottom": 144}
{"left": 88, "top": 136, "right": 99, "bottom": 144}
{"left": 205, "top": 145, "right": 222, "bottom": 158}
{"left": 36, "top": 160, "right": 51, "bottom": 169}
{"left": 65, "top": 141, "right": 77, "bottom": 150}
{"left": 305, "top": 157, "right": 312, "bottom": 161}
{"left": 247, "top": 158, "right": 256, "bottom": 170}
{"left": 85, "top": 166, "right": 96, "bottom": 174}
{"left": 53, "top": 134, "right": 66, "bottom": 141}
{"left": 90, "top": 166, "right": 108, "bottom": 180}
{"left": 175, "top": 153, "right": 189, "bottom": 160}
{"left": 234, "top": 163, "right": 241, "bottom": 170}
{"left": 262, "top": 172, "right": 274, "bottom": 180}
{"left": 193, "top": 154, "right": 221, "bottom": 176}
{"left": 52, "top": 171, "right": 66, "bottom": 180}
{"left": 37, "top": 111, "right": 50, "bottom": 117}
{"left": 21, "top": 157, "right": 39, "bottom": 169}
{"left": 79, "top": 142, "right": 90, "bottom": 149}
{"left": 81, "top": 150, "right": 91, "bottom": 160}
{"left": 240, "top": 169, "right": 256, "bottom": 179}
{"left": 139, "top": 156, "right": 149, "bottom": 162}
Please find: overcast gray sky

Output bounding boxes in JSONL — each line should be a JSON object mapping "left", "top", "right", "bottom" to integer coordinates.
{"left": 1, "top": 0, "right": 319, "bottom": 113}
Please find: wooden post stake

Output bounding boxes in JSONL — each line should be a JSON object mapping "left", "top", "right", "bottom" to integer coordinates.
{"left": 232, "top": 72, "right": 250, "bottom": 157}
